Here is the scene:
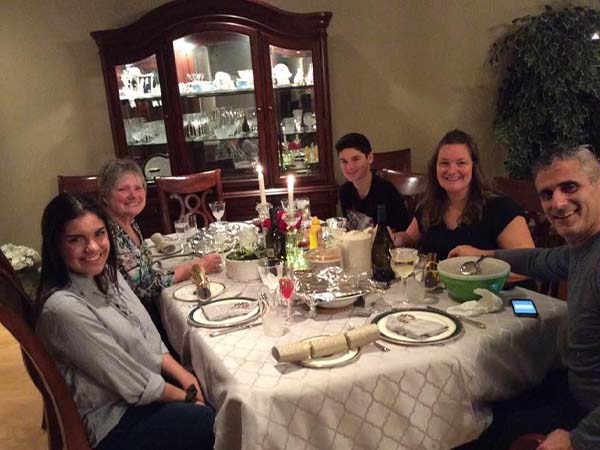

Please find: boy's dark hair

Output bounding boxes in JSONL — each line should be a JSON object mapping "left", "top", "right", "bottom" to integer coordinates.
{"left": 335, "top": 133, "right": 372, "bottom": 155}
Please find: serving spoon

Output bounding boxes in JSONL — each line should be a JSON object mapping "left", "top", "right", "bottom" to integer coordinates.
{"left": 459, "top": 255, "right": 486, "bottom": 276}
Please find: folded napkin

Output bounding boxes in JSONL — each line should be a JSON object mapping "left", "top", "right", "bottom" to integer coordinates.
{"left": 446, "top": 288, "right": 503, "bottom": 317}
{"left": 150, "top": 233, "right": 178, "bottom": 254}
{"left": 271, "top": 324, "right": 380, "bottom": 363}
{"left": 387, "top": 315, "right": 448, "bottom": 340}
{"left": 201, "top": 302, "right": 251, "bottom": 322}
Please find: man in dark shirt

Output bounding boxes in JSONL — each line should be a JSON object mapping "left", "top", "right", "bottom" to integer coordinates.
{"left": 336, "top": 132, "right": 409, "bottom": 231}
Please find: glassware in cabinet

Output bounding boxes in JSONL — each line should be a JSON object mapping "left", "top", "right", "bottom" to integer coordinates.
{"left": 270, "top": 45, "right": 319, "bottom": 176}
{"left": 173, "top": 31, "right": 260, "bottom": 181}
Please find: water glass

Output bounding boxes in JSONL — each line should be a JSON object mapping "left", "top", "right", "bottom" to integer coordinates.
{"left": 262, "top": 294, "right": 285, "bottom": 337}
{"left": 174, "top": 219, "right": 190, "bottom": 250}
{"left": 405, "top": 277, "right": 426, "bottom": 304}
{"left": 187, "top": 214, "right": 198, "bottom": 243}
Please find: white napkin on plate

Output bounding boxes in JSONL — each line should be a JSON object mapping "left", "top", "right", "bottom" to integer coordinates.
{"left": 446, "top": 288, "right": 503, "bottom": 317}
{"left": 386, "top": 315, "right": 448, "bottom": 339}
{"left": 201, "top": 302, "right": 251, "bottom": 321}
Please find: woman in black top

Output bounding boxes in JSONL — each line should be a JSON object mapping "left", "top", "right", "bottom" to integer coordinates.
{"left": 393, "top": 129, "right": 534, "bottom": 260}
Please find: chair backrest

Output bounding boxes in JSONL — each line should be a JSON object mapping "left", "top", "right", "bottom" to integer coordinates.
{"left": 509, "top": 433, "right": 545, "bottom": 450}
{"left": 371, "top": 148, "right": 411, "bottom": 172}
{"left": 155, "top": 169, "right": 224, "bottom": 233}
{"left": 57, "top": 175, "right": 100, "bottom": 199}
{"left": 0, "top": 256, "right": 91, "bottom": 450}
{"left": 377, "top": 169, "right": 427, "bottom": 216}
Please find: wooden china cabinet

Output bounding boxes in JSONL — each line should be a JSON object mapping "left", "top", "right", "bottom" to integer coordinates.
{"left": 91, "top": 0, "right": 337, "bottom": 234}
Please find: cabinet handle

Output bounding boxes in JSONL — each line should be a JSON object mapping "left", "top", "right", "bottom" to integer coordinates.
{"left": 268, "top": 106, "right": 273, "bottom": 110}
{"left": 257, "top": 107, "right": 262, "bottom": 112}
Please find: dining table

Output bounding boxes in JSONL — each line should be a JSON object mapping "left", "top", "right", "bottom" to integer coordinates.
{"left": 156, "top": 256, "right": 568, "bottom": 450}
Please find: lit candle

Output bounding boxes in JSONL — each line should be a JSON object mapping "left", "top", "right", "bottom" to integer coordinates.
{"left": 287, "top": 174, "right": 295, "bottom": 213}
{"left": 256, "top": 164, "right": 267, "bottom": 205}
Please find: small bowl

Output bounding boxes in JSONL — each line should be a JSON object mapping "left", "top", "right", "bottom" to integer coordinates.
{"left": 438, "top": 256, "right": 510, "bottom": 302}
{"left": 225, "top": 256, "right": 259, "bottom": 282}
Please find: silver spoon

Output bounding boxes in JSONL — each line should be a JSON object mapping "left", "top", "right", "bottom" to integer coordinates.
{"left": 459, "top": 255, "right": 486, "bottom": 276}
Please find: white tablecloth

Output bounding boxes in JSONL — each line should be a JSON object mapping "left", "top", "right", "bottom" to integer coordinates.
{"left": 159, "top": 274, "right": 567, "bottom": 450}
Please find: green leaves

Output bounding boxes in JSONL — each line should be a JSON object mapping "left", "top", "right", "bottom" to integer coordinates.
{"left": 490, "top": 6, "right": 600, "bottom": 178}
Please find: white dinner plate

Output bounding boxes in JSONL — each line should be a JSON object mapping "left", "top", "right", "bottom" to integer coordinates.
{"left": 142, "top": 154, "right": 171, "bottom": 181}
{"left": 173, "top": 282, "right": 226, "bottom": 302}
{"left": 187, "top": 297, "right": 261, "bottom": 328}
{"left": 297, "top": 335, "right": 360, "bottom": 369}
{"left": 372, "top": 308, "right": 463, "bottom": 346}
{"left": 152, "top": 254, "right": 194, "bottom": 273}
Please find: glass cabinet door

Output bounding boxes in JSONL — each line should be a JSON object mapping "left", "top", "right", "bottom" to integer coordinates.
{"left": 270, "top": 45, "right": 319, "bottom": 177}
{"left": 173, "top": 32, "right": 259, "bottom": 180}
{"left": 116, "top": 54, "right": 170, "bottom": 181}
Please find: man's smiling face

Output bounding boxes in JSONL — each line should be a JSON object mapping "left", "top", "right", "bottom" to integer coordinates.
{"left": 535, "top": 159, "right": 600, "bottom": 247}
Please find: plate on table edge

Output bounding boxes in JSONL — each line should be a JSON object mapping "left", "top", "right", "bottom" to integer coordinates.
{"left": 151, "top": 254, "right": 194, "bottom": 273}
{"left": 187, "top": 297, "right": 261, "bottom": 328}
{"left": 173, "top": 282, "right": 226, "bottom": 302}
{"left": 315, "top": 291, "right": 365, "bottom": 309}
{"left": 371, "top": 308, "right": 463, "bottom": 346}
{"left": 296, "top": 335, "right": 360, "bottom": 369}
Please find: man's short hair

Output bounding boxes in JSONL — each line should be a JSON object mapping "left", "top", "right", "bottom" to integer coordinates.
{"left": 533, "top": 145, "right": 600, "bottom": 182}
{"left": 335, "top": 133, "right": 372, "bottom": 155}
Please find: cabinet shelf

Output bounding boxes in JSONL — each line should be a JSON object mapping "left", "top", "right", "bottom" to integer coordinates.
{"left": 180, "top": 87, "right": 255, "bottom": 99}
{"left": 273, "top": 84, "right": 314, "bottom": 91}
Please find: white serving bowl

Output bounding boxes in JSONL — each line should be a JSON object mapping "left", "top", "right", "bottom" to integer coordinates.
{"left": 225, "top": 256, "right": 260, "bottom": 282}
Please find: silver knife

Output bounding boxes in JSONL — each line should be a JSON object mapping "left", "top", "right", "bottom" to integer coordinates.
{"left": 208, "top": 321, "right": 262, "bottom": 337}
{"left": 426, "top": 306, "right": 486, "bottom": 329}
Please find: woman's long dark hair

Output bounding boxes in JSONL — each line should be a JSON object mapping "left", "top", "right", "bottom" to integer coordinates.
{"left": 36, "top": 194, "right": 118, "bottom": 319}
{"left": 419, "top": 129, "right": 493, "bottom": 230}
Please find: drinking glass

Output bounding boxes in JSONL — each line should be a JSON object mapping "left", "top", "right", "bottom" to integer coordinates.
{"left": 209, "top": 201, "right": 226, "bottom": 223}
{"left": 326, "top": 217, "right": 347, "bottom": 241}
{"left": 257, "top": 258, "right": 283, "bottom": 293}
{"left": 390, "top": 248, "right": 418, "bottom": 304}
{"left": 187, "top": 214, "right": 198, "bottom": 245}
{"left": 260, "top": 286, "right": 285, "bottom": 337}
{"left": 279, "top": 270, "right": 296, "bottom": 323}
{"left": 174, "top": 219, "right": 190, "bottom": 251}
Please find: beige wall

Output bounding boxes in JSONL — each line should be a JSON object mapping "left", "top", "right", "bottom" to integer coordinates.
{"left": 0, "top": 0, "right": 591, "bottom": 248}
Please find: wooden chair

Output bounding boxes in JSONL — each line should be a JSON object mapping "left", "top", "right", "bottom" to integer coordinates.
{"left": 371, "top": 148, "right": 411, "bottom": 172}
{"left": 494, "top": 177, "right": 566, "bottom": 298}
{"left": 0, "top": 256, "right": 91, "bottom": 450}
{"left": 377, "top": 168, "right": 427, "bottom": 216}
{"left": 57, "top": 175, "right": 99, "bottom": 199}
{"left": 509, "top": 433, "right": 545, "bottom": 450}
{"left": 155, "top": 169, "right": 224, "bottom": 233}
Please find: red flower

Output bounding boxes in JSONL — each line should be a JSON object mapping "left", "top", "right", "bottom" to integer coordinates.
{"left": 262, "top": 209, "right": 301, "bottom": 232}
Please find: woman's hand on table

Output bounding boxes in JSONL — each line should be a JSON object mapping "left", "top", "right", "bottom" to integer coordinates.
{"left": 173, "top": 254, "right": 222, "bottom": 282}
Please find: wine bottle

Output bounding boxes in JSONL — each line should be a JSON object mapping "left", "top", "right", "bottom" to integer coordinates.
{"left": 265, "top": 207, "right": 286, "bottom": 261}
{"left": 371, "top": 204, "right": 395, "bottom": 282}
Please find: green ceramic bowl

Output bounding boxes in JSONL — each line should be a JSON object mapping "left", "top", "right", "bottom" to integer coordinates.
{"left": 438, "top": 256, "right": 510, "bottom": 302}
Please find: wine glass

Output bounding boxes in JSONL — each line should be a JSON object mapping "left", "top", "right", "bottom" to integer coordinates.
{"left": 390, "top": 248, "right": 418, "bottom": 304}
{"left": 326, "top": 217, "right": 347, "bottom": 242}
{"left": 257, "top": 258, "right": 283, "bottom": 294}
{"left": 209, "top": 201, "right": 226, "bottom": 223}
{"left": 279, "top": 269, "right": 296, "bottom": 323}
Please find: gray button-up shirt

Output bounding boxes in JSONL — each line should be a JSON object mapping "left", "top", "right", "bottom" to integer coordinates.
{"left": 36, "top": 272, "right": 168, "bottom": 447}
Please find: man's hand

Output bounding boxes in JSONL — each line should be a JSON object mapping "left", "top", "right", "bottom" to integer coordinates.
{"left": 537, "top": 429, "right": 573, "bottom": 450}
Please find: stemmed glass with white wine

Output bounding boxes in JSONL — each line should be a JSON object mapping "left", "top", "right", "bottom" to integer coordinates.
{"left": 209, "top": 201, "right": 226, "bottom": 223}
{"left": 390, "top": 248, "right": 419, "bottom": 304}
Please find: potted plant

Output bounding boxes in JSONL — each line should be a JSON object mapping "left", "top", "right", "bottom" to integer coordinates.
{"left": 489, "top": 5, "right": 600, "bottom": 179}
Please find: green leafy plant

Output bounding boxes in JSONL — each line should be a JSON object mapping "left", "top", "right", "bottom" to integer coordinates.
{"left": 489, "top": 5, "right": 600, "bottom": 179}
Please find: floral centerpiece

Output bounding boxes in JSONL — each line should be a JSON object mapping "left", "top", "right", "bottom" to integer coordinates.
{"left": 1, "top": 243, "right": 41, "bottom": 297}
{"left": 1, "top": 243, "right": 40, "bottom": 271}
{"left": 225, "top": 227, "right": 265, "bottom": 281}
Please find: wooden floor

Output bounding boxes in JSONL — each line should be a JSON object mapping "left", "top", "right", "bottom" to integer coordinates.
{"left": 0, "top": 325, "right": 47, "bottom": 450}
